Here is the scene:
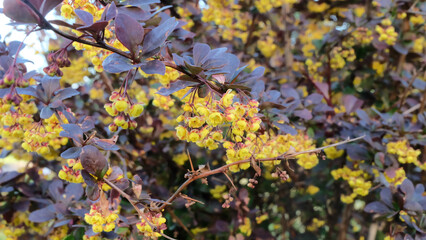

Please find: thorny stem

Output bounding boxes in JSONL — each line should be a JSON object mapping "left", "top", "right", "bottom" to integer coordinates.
{"left": 152, "top": 135, "right": 365, "bottom": 211}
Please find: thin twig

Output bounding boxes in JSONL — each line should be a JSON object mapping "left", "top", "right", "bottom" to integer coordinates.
{"left": 152, "top": 135, "right": 365, "bottom": 211}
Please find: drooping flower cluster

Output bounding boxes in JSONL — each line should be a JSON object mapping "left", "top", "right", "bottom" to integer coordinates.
{"left": 84, "top": 205, "right": 118, "bottom": 233}
{"left": 136, "top": 212, "right": 167, "bottom": 238}
{"left": 21, "top": 114, "right": 69, "bottom": 158}
{"left": 58, "top": 159, "right": 84, "bottom": 183}
{"left": 105, "top": 90, "right": 144, "bottom": 132}
{"left": 175, "top": 90, "right": 260, "bottom": 151}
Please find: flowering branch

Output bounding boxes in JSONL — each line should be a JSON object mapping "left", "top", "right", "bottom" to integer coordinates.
{"left": 153, "top": 135, "right": 365, "bottom": 211}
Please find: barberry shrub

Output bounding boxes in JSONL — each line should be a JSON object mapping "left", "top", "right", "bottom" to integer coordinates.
{"left": 0, "top": 0, "right": 425, "bottom": 239}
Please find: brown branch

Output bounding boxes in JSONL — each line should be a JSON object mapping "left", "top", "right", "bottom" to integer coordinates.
{"left": 152, "top": 135, "right": 365, "bottom": 211}
{"left": 103, "top": 177, "right": 177, "bottom": 240}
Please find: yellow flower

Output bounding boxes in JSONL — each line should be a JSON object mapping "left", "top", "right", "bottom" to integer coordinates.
{"left": 306, "top": 185, "right": 319, "bottom": 195}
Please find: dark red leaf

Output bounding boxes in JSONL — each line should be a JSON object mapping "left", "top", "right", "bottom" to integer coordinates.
{"left": 115, "top": 13, "right": 144, "bottom": 55}
{"left": 80, "top": 145, "right": 108, "bottom": 178}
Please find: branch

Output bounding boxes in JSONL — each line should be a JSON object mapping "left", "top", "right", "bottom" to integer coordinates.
{"left": 21, "top": 0, "right": 132, "bottom": 60}
{"left": 152, "top": 135, "right": 365, "bottom": 211}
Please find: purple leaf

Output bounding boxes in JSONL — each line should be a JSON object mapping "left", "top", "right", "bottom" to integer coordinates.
{"left": 404, "top": 200, "right": 423, "bottom": 212}
{"left": 274, "top": 122, "right": 297, "bottom": 136}
{"left": 65, "top": 183, "right": 84, "bottom": 201}
{"left": 117, "top": 6, "right": 151, "bottom": 21}
{"left": 52, "top": 87, "right": 79, "bottom": 102}
{"left": 120, "top": 0, "right": 159, "bottom": 6}
{"left": 101, "top": 2, "right": 116, "bottom": 21}
{"left": 3, "top": 0, "right": 40, "bottom": 23}
{"left": 0, "top": 171, "right": 21, "bottom": 184}
{"left": 92, "top": 139, "right": 120, "bottom": 151}
{"left": 142, "top": 17, "right": 178, "bottom": 54}
{"left": 40, "top": 75, "right": 61, "bottom": 99}
{"left": 400, "top": 179, "right": 415, "bottom": 199}
{"left": 16, "top": 86, "right": 38, "bottom": 97}
{"left": 156, "top": 80, "right": 198, "bottom": 96}
{"left": 343, "top": 95, "right": 363, "bottom": 114}
{"left": 193, "top": 43, "right": 211, "bottom": 66}
{"left": 48, "top": 179, "right": 63, "bottom": 202}
{"left": 380, "top": 188, "right": 393, "bottom": 207}
{"left": 75, "top": 9, "right": 93, "bottom": 25}
{"left": 28, "top": 205, "right": 56, "bottom": 223}
{"left": 294, "top": 109, "right": 313, "bottom": 120}
{"left": 60, "top": 124, "right": 83, "bottom": 143}
{"left": 39, "top": 0, "right": 63, "bottom": 15}
{"left": 364, "top": 201, "right": 392, "bottom": 214}
{"left": 60, "top": 147, "right": 82, "bottom": 159}
{"left": 250, "top": 80, "right": 265, "bottom": 100}
{"left": 115, "top": 13, "right": 144, "bottom": 55}
{"left": 80, "top": 116, "right": 95, "bottom": 132}
{"left": 0, "top": 88, "right": 11, "bottom": 98}
{"left": 314, "top": 82, "right": 329, "bottom": 100}
{"left": 139, "top": 60, "right": 165, "bottom": 75}
{"left": 40, "top": 106, "right": 54, "bottom": 119}
{"left": 103, "top": 53, "right": 134, "bottom": 73}
{"left": 304, "top": 93, "right": 323, "bottom": 106}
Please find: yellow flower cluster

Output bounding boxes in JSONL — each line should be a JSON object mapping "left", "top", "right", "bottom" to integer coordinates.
{"left": 254, "top": 0, "right": 297, "bottom": 13}
{"left": 151, "top": 67, "right": 180, "bottom": 86}
{"left": 0, "top": 211, "right": 49, "bottom": 239}
{"left": 136, "top": 212, "right": 167, "bottom": 238}
{"left": 58, "top": 159, "right": 84, "bottom": 183}
{"left": 306, "top": 218, "right": 325, "bottom": 232}
{"left": 257, "top": 36, "right": 279, "bottom": 58}
{"left": 152, "top": 93, "right": 175, "bottom": 110}
{"left": 201, "top": 0, "right": 251, "bottom": 42}
{"left": 176, "top": 7, "right": 194, "bottom": 30}
{"left": 210, "top": 185, "right": 227, "bottom": 199}
{"left": 331, "top": 166, "right": 372, "bottom": 204}
{"left": 305, "top": 59, "right": 324, "bottom": 82}
{"left": 351, "top": 27, "right": 373, "bottom": 46}
{"left": 300, "top": 22, "right": 333, "bottom": 57}
{"left": 0, "top": 99, "right": 37, "bottom": 150}
{"left": 172, "top": 153, "right": 189, "bottom": 166}
{"left": 60, "top": 57, "right": 89, "bottom": 85}
{"left": 323, "top": 139, "right": 345, "bottom": 160}
{"left": 305, "top": 185, "right": 320, "bottom": 195}
{"left": 176, "top": 90, "right": 260, "bottom": 156}
{"left": 105, "top": 90, "right": 144, "bottom": 131}
{"left": 375, "top": 19, "right": 398, "bottom": 46}
{"left": 386, "top": 140, "right": 421, "bottom": 165}
{"left": 21, "top": 114, "right": 68, "bottom": 158}
{"left": 307, "top": 1, "right": 329, "bottom": 13}
{"left": 84, "top": 205, "right": 118, "bottom": 233}
{"left": 239, "top": 217, "right": 252, "bottom": 236}
{"left": 330, "top": 47, "right": 356, "bottom": 70}
{"left": 372, "top": 60, "right": 386, "bottom": 76}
